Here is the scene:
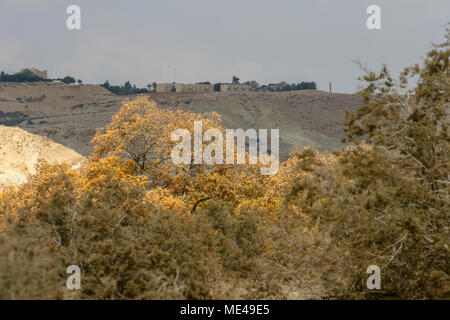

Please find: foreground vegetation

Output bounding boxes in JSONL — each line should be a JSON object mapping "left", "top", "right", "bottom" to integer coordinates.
{"left": 0, "top": 31, "right": 448, "bottom": 299}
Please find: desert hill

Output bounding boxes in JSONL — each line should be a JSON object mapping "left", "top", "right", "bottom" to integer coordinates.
{"left": 0, "top": 82, "right": 362, "bottom": 159}
{"left": 0, "top": 125, "right": 85, "bottom": 189}
{"left": 150, "top": 90, "right": 361, "bottom": 157}
{"left": 0, "top": 82, "right": 122, "bottom": 156}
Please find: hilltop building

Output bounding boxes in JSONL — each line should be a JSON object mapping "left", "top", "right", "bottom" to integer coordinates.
{"left": 155, "top": 82, "right": 254, "bottom": 93}
{"left": 155, "top": 83, "right": 213, "bottom": 93}
{"left": 219, "top": 83, "right": 252, "bottom": 92}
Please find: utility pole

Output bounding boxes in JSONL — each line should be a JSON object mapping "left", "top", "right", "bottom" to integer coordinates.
{"left": 329, "top": 82, "right": 332, "bottom": 93}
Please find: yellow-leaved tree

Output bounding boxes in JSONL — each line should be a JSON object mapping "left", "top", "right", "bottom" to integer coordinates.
{"left": 91, "top": 96, "right": 268, "bottom": 213}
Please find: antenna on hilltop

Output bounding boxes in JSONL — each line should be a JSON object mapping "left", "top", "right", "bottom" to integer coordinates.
{"left": 174, "top": 68, "right": 177, "bottom": 83}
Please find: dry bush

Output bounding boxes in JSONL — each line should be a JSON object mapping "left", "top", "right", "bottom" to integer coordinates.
{"left": 0, "top": 162, "right": 296, "bottom": 299}
{"left": 281, "top": 30, "right": 449, "bottom": 299}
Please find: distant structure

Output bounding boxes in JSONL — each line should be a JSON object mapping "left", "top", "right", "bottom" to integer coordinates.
{"left": 219, "top": 83, "right": 252, "bottom": 93}
{"left": 20, "top": 68, "right": 47, "bottom": 80}
{"left": 155, "top": 83, "right": 213, "bottom": 93}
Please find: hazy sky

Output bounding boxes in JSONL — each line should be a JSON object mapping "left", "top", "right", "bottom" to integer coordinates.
{"left": 0, "top": 0, "right": 448, "bottom": 93}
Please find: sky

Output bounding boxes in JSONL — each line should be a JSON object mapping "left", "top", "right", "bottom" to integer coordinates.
{"left": 0, "top": 0, "right": 448, "bottom": 93}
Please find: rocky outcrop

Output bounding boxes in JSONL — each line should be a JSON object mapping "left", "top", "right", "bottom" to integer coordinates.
{"left": 0, "top": 125, "right": 85, "bottom": 189}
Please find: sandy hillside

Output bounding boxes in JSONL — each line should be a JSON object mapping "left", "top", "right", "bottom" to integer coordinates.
{"left": 0, "top": 125, "right": 85, "bottom": 189}
{"left": 0, "top": 82, "right": 362, "bottom": 160}
{"left": 0, "top": 82, "right": 122, "bottom": 156}
{"left": 138, "top": 90, "right": 362, "bottom": 158}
